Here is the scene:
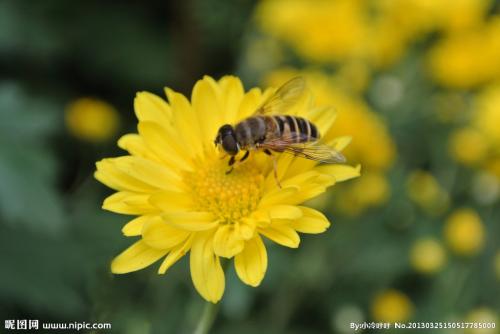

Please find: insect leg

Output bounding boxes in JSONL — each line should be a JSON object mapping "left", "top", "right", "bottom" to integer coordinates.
{"left": 226, "top": 156, "right": 236, "bottom": 175}
{"left": 271, "top": 154, "right": 282, "bottom": 188}
{"left": 240, "top": 150, "right": 250, "bottom": 162}
{"left": 263, "top": 149, "right": 281, "bottom": 188}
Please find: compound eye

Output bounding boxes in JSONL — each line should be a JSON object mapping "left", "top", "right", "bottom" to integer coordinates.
{"left": 222, "top": 135, "right": 238, "bottom": 155}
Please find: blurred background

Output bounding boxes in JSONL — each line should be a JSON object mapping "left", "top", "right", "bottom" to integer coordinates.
{"left": 1, "top": 0, "right": 499, "bottom": 333}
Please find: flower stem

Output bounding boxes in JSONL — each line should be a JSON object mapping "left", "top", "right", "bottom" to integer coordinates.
{"left": 193, "top": 259, "right": 229, "bottom": 334}
{"left": 194, "top": 301, "right": 220, "bottom": 334}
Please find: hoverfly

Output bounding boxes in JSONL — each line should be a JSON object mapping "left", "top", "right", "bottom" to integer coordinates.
{"left": 214, "top": 77, "right": 346, "bottom": 187}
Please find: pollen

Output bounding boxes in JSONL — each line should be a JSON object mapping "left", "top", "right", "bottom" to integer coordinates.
{"left": 184, "top": 159, "right": 264, "bottom": 223}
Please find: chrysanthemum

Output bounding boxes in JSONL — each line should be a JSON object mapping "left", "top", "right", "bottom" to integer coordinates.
{"left": 95, "top": 75, "right": 360, "bottom": 303}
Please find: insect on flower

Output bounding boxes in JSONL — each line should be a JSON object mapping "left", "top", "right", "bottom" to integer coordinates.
{"left": 95, "top": 75, "right": 361, "bottom": 303}
{"left": 214, "top": 77, "right": 346, "bottom": 187}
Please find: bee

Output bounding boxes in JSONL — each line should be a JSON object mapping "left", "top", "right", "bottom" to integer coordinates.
{"left": 214, "top": 77, "right": 346, "bottom": 187}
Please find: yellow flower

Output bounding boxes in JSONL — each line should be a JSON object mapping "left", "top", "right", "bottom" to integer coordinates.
{"left": 427, "top": 18, "right": 500, "bottom": 88}
{"left": 371, "top": 290, "right": 414, "bottom": 323}
{"left": 65, "top": 97, "right": 120, "bottom": 142}
{"left": 473, "top": 83, "right": 500, "bottom": 147}
{"left": 335, "top": 171, "right": 390, "bottom": 216}
{"left": 395, "top": 0, "right": 492, "bottom": 34}
{"left": 410, "top": 238, "right": 447, "bottom": 274}
{"left": 448, "top": 84, "right": 500, "bottom": 170}
{"left": 407, "top": 170, "right": 450, "bottom": 216}
{"left": 448, "top": 127, "right": 489, "bottom": 166}
{"left": 95, "top": 76, "right": 360, "bottom": 303}
{"left": 444, "top": 208, "right": 485, "bottom": 256}
{"left": 485, "top": 158, "right": 500, "bottom": 180}
{"left": 465, "top": 308, "right": 498, "bottom": 334}
{"left": 256, "top": 0, "right": 367, "bottom": 63}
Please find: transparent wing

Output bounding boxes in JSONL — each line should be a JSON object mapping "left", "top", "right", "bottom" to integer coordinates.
{"left": 260, "top": 134, "right": 346, "bottom": 164}
{"left": 254, "top": 77, "right": 306, "bottom": 116}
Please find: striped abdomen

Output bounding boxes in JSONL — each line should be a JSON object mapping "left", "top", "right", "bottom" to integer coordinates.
{"left": 235, "top": 115, "right": 320, "bottom": 148}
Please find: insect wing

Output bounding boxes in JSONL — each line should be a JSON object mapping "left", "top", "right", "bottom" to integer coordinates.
{"left": 254, "top": 77, "right": 306, "bottom": 116}
{"left": 260, "top": 135, "right": 346, "bottom": 164}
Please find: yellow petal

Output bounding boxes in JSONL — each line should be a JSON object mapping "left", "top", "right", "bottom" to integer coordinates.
{"left": 111, "top": 240, "right": 168, "bottom": 274}
{"left": 281, "top": 170, "right": 321, "bottom": 189}
{"left": 292, "top": 207, "right": 331, "bottom": 234}
{"left": 237, "top": 87, "right": 262, "bottom": 120}
{"left": 263, "top": 205, "right": 303, "bottom": 220}
{"left": 117, "top": 134, "right": 159, "bottom": 162}
{"left": 235, "top": 235, "right": 267, "bottom": 287}
{"left": 317, "top": 164, "right": 361, "bottom": 182}
{"left": 158, "top": 235, "right": 193, "bottom": 274}
{"left": 213, "top": 225, "right": 245, "bottom": 258}
{"left": 250, "top": 210, "right": 271, "bottom": 225}
{"left": 138, "top": 121, "right": 194, "bottom": 171}
{"left": 282, "top": 159, "right": 317, "bottom": 180}
{"left": 162, "top": 211, "right": 218, "bottom": 231}
{"left": 259, "top": 224, "right": 300, "bottom": 248}
{"left": 122, "top": 215, "right": 153, "bottom": 236}
{"left": 148, "top": 190, "right": 193, "bottom": 212}
{"left": 218, "top": 76, "right": 245, "bottom": 124}
{"left": 165, "top": 88, "right": 203, "bottom": 158}
{"left": 263, "top": 153, "right": 295, "bottom": 192}
{"left": 238, "top": 218, "right": 257, "bottom": 240}
{"left": 285, "top": 178, "right": 334, "bottom": 205}
{"left": 308, "top": 106, "right": 337, "bottom": 137}
{"left": 134, "top": 91, "right": 171, "bottom": 126}
{"left": 329, "top": 136, "right": 352, "bottom": 151}
{"left": 142, "top": 216, "right": 191, "bottom": 249}
{"left": 95, "top": 158, "right": 156, "bottom": 193}
{"left": 190, "top": 231, "right": 225, "bottom": 303}
{"left": 111, "top": 156, "right": 183, "bottom": 191}
{"left": 191, "top": 78, "right": 222, "bottom": 149}
{"left": 259, "top": 186, "right": 299, "bottom": 207}
{"left": 103, "top": 192, "right": 157, "bottom": 215}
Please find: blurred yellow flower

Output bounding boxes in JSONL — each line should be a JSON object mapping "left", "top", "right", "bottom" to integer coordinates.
{"left": 410, "top": 238, "right": 447, "bottom": 274}
{"left": 427, "top": 18, "right": 500, "bottom": 88}
{"left": 437, "top": 0, "right": 492, "bottom": 32}
{"left": 444, "top": 208, "right": 485, "bottom": 256}
{"left": 473, "top": 83, "right": 500, "bottom": 147}
{"left": 95, "top": 76, "right": 360, "bottom": 303}
{"left": 465, "top": 308, "right": 498, "bottom": 334}
{"left": 65, "top": 97, "right": 120, "bottom": 142}
{"left": 371, "top": 290, "right": 414, "bottom": 323}
{"left": 256, "top": 0, "right": 367, "bottom": 63}
{"left": 407, "top": 170, "right": 450, "bottom": 216}
{"left": 448, "top": 128, "right": 489, "bottom": 166}
{"left": 399, "top": 0, "right": 492, "bottom": 34}
{"left": 485, "top": 158, "right": 500, "bottom": 180}
{"left": 449, "top": 84, "right": 500, "bottom": 172}
{"left": 335, "top": 171, "right": 390, "bottom": 216}
{"left": 256, "top": 0, "right": 493, "bottom": 69}
{"left": 471, "top": 171, "right": 500, "bottom": 205}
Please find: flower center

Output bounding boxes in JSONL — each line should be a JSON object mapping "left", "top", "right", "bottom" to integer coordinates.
{"left": 184, "top": 158, "right": 264, "bottom": 224}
